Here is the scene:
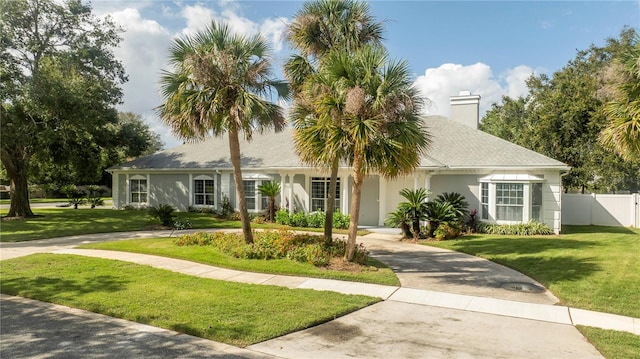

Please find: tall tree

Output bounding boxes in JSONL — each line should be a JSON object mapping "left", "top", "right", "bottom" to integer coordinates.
{"left": 158, "top": 21, "right": 287, "bottom": 244}
{"left": 480, "top": 28, "right": 639, "bottom": 193}
{"left": 25, "top": 111, "right": 163, "bottom": 187}
{"left": 0, "top": 0, "right": 126, "bottom": 217}
{"left": 286, "top": 0, "right": 384, "bottom": 244}
{"left": 313, "top": 45, "right": 429, "bottom": 260}
{"left": 599, "top": 33, "right": 640, "bottom": 161}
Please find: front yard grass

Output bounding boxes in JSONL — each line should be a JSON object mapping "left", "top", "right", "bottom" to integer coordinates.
{"left": 0, "top": 254, "right": 379, "bottom": 347}
{"left": 0, "top": 208, "right": 365, "bottom": 242}
{"left": 0, "top": 208, "right": 240, "bottom": 242}
{"left": 78, "top": 237, "right": 400, "bottom": 286}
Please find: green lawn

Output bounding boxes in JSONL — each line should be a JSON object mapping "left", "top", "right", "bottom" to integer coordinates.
{"left": 0, "top": 208, "right": 363, "bottom": 242}
{"left": 0, "top": 208, "right": 240, "bottom": 242}
{"left": 0, "top": 197, "right": 77, "bottom": 204}
{"left": 79, "top": 237, "right": 400, "bottom": 286}
{"left": 0, "top": 254, "right": 379, "bottom": 347}
{"left": 577, "top": 326, "right": 640, "bottom": 359}
{"left": 422, "top": 225, "right": 640, "bottom": 318}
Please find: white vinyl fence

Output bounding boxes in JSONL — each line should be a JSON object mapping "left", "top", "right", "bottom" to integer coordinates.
{"left": 562, "top": 193, "right": 639, "bottom": 228}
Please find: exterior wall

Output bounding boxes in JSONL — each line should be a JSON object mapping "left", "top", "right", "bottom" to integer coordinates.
{"left": 543, "top": 171, "right": 563, "bottom": 233}
{"left": 111, "top": 168, "right": 565, "bottom": 233}
{"left": 381, "top": 170, "right": 563, "bottom": 233}
{"left": 563, "top": 193, "right": 638, "bottom": 227}
{"left": 116, "top": 173, "right": 127, "bottom": 208}
{"left": 149, "top": 173, "right": 190, "bottom": 211}
{"left": 430, "top": 174, "right": 480, "bottom": 210}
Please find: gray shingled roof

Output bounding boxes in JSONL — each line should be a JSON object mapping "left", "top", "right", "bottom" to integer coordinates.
{"left": 109, "top": 116, "right": 568, "bottom": 171}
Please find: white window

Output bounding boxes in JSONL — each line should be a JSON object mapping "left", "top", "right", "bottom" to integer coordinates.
{"left": 130, "top": 177, "right": 147, "bottom": 203}
{"left": 194, "top": 178, "right": 215, "bottom": 206}
{"left": 479, "top": 174, "right": 545, "bottom": 224}
{"left": 481, "top": 182, "right": 489, "bottom": 220}
{"left": 531, "top": 182, "right": 543, "bottom": 222}
{"left": 496, "top": 183, "right": 524, "bottom": 221}
{"left": 243, "top": 180, "right": 257, "bottom": 210}
{"left": 311, "top": 177, "right": 340, "bottom": 212}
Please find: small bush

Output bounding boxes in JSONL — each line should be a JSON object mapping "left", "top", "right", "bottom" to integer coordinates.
{"left": 188, "top": 206, "right": 218, "bottom": 215}
{"left": 123, "top": 204, "right": 147, "bottom": 211}
{"left": 148, "top": 204, "right": 176, "bottom": 227}
{"left": 220, "top": 195, "right": 234, "bottom": 218}
{"left": 475, "top": 221, "right": 554, "bottom": 236}
{"left": 307, "top": 211, "right": 325, "bottom": 228}
{"left": 173, "top": 218, "right": 192, "bottom": 230}
{"left": 252, "top": 216, "right": 266, "bottom": 224}
{"left": 433, "top": 224, "right": 461, "bottom": 240}
{"left": 290, "top": 211, "right": 308, "bottom": 228}
{"left": 332, "top": 210, "right": 350, "bottom": 229}
{"left": 230, "top": 211, "right": 242, "bottom": 221}
{"left": 275, "top": 209, "right": 290, "bottom": 226}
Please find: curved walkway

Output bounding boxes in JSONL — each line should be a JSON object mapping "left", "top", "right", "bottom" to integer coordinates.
{"left": 1, "top": 230, "right": 638, "bottom": 358}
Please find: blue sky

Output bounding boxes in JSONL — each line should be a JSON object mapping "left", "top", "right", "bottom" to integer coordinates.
{"left": 91, "top": 0, "right": 640, "bottom": 148}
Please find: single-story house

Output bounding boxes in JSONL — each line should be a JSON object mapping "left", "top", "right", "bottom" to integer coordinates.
{"left": 108, "top": 92, "right": 569, "bottom": 233}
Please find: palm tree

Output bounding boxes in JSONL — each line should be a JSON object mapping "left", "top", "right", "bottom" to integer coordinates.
{"left": 258, "top": 181, "right": 280, "bottom": 222}
{"left": 286, "top": 0, "right": 384, "bottom": 244}
{"left": 599, "top": 34, "right": 640, "bottom": 161}
{"left": 399, "top": 188, "right": 430, "bottom": 240}
{"left": 434, "top": 192, "right": 469, "bottom": 224}
{"left": 314, "top": 45, "right": 430, "bottom": 260}
{"left": 425, "top": 201, "right": 458, "bottom": 238}
{"left": 384, "top": 207, "right": 413, "bottom": 239}
{"left": 157, "top": 21, "right": 287, "bottom": 244}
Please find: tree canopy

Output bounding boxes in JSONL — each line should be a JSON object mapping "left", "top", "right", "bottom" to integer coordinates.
{"left": 158, "top": 20, "right": 287, "bottom": 244}
{"left": 1, "top": 0, "right": 128, "bottom": 217}
{"left": 480, "top": 28, "right": 640, "bottom": 193}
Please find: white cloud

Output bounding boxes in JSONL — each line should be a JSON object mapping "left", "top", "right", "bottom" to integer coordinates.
{"left": 413, "top": 63, "right": 538, "bottom": 118}
{"left": 106, "top": 8, "right": 175, "bottom": 147}
{"left": 100, "top": 3, "right": 290, "bottom": 149}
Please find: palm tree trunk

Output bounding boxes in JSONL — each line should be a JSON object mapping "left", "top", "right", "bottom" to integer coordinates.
{"left": 346, "top": 154, "right": 364, "bottom": 262}
{"left": 228, "top": 126, "right": 254, "bottom": 244}
{"left": 323, "top": 157, "right": 339, "bottom": 245}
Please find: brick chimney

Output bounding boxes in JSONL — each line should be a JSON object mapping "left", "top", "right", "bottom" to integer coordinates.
{"left": 450, "top": 91, "right": 481, "bottom": 129}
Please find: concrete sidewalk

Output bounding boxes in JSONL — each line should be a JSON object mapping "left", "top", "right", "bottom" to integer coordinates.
{"left": 2, "top": 229, "right": 638, "bottom": 358}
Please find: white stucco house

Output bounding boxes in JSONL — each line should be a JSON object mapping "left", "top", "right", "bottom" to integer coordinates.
{"left": 108, "top": 92, "right": 570, "bottom": 234}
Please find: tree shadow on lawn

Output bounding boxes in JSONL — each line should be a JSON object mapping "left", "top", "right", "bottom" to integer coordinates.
{"left": 562, "top": 225, "right": 639, "bottom": 235}
{"left": 0, "top": 275, "right": 130, "bottom": 300}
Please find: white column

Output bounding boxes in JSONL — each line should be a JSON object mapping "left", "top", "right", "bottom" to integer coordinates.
{"left": 112, "top": 173, "right": 119, "bottom": 209}
{"left": 424, "top": 173, "right": 431, "bottom": 201}
{"left": 378, "top": 176, "right": 387, "bottom": 226}
{"left": 189, "top": 174, "right": 193, "bottom": 207}
{"left": 279, "top": 173, "right": 285, "bottom": 209}
{"left": 125, "top": 173, "right": 130, "bottom": 205}
{"left": 341, "top": 175, "right": 349, "bottom": 214}
{"left": 288, "top": 174, "right": 294, "bottom": 214}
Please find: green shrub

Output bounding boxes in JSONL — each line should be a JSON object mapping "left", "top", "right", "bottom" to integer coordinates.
{"left": 332, "top": 210, "right": 350, "bottom": 229}
{"left": 148, "top": 204, "right": 176, "bottom": 227}
{"left": 60, "top": 184, "right": 86, "bottom": 209}
{"left": 123, "top": 204, "right": 147, "bottom": 211}
{"left": 172, "top": 230, "right": 370, "bottom": 266}
{"left": 251, "top": 215, "right": 266, "bottom": 224}
{"left": 172, "top": 218, "right": 192, "bottom": 230}
{"left": 475, "top": 221, "right": 554, "bottom": 235}
{"left": 433, "top": 224, "right": 461, "bottom": 240}
{"left": 220, "top": 195, "right": 234, "bottom": 218}
{"left": 290, "top": 211, "right": 308, "bottom": 228}
{"left": 307, "top": 211, "right": 325, "bottom": 228}
{"left": 275, "top": 209, "right": 290, "bottom": 226}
